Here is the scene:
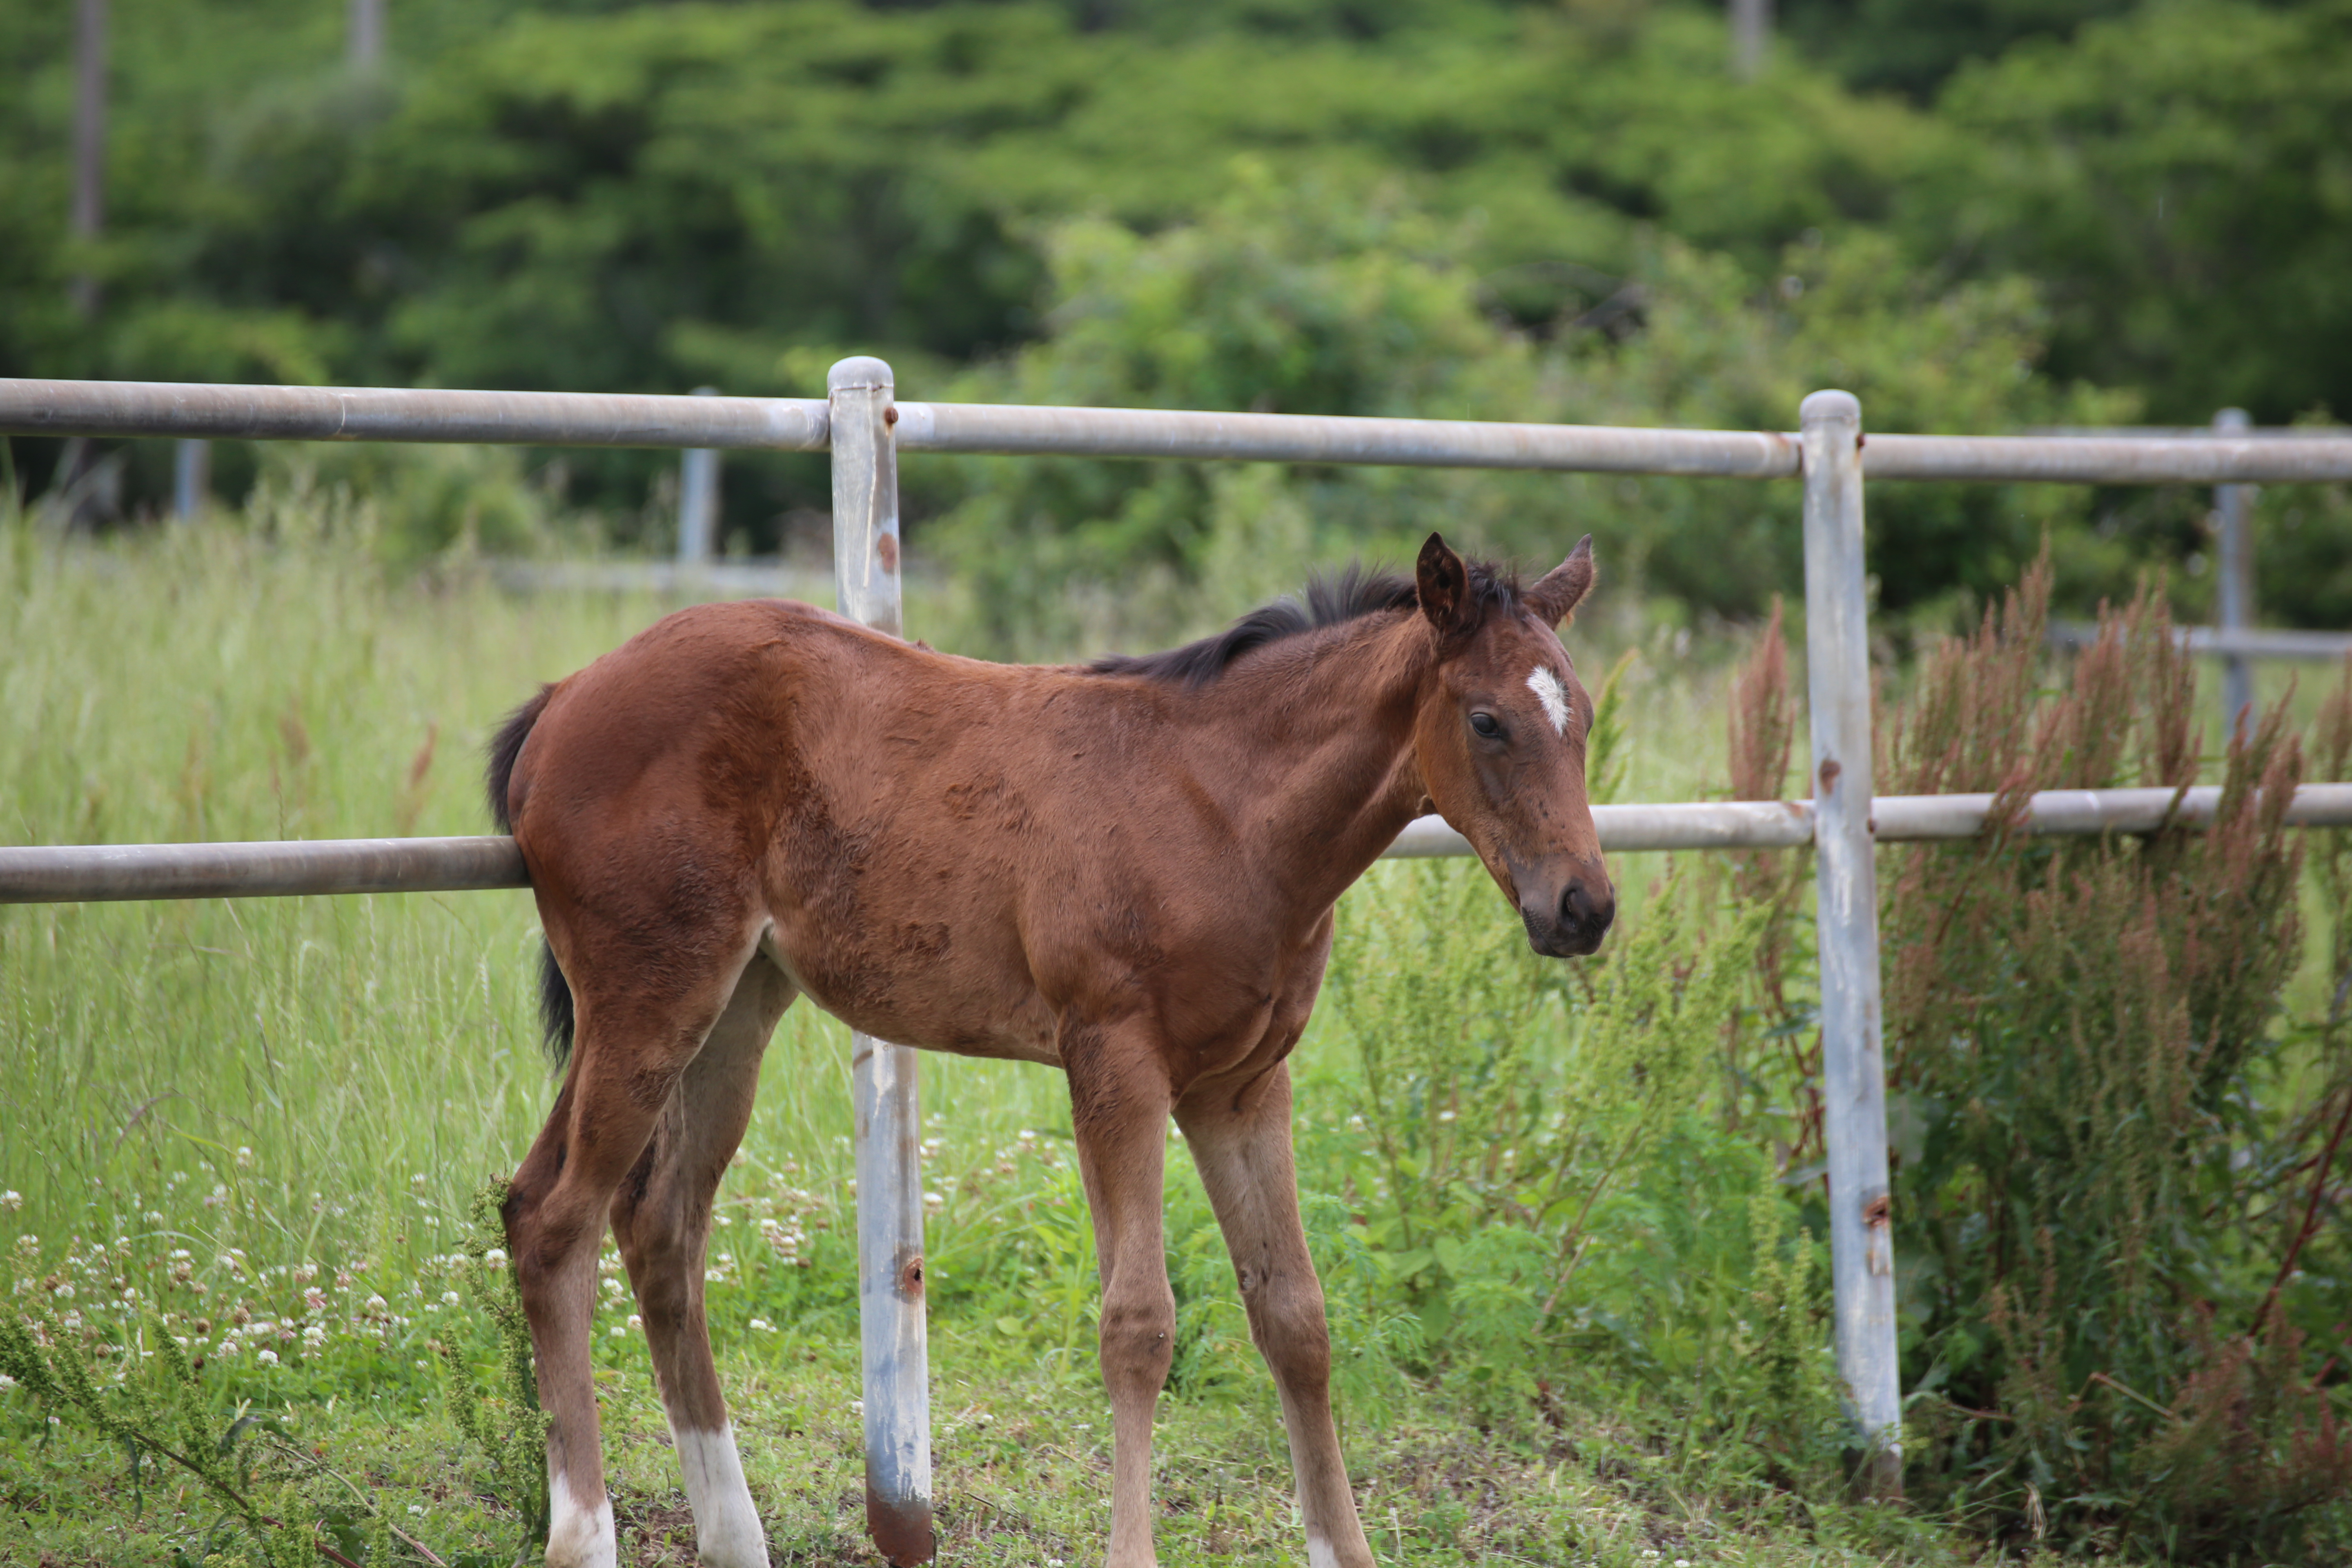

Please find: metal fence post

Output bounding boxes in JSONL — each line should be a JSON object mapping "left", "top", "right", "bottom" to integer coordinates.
{"left": 2214, "top": 406, "right": 2255, "bottom": 736}
{"left": 1800, "top": 389, "right": 1902, "bottom": 1498}
{"left": 827, "top": 356, "right": 934, "bottom": 1566}
{"left": 1730, "top": 0, "right": 1771, "bottom": 79}
{"left": 171, "top": 439, "right": 208, "bottom": 523}
{"left": 677, "top": 386, "right": 722, "bottom": 566}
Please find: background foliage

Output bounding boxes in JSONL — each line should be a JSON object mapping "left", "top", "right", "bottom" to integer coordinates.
{"left": 4, "top": 0, "right": 2350, "bottom": 628}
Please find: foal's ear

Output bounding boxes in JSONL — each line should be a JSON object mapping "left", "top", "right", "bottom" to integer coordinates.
{"left": 1525, "top": 535, "right": 1596, "bottom": 627}
{"left": 1416, "top": 532, "right": 1474, "bottom": 633}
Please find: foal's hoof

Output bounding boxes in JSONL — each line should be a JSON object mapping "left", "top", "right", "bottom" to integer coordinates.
{"left": 544, "top": 1491, "right": 619, "bottom": 1568}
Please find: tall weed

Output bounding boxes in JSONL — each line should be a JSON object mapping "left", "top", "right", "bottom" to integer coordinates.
{"left": 1863, "top": 556, "right": 2352, "bottom": 1557}
{"left": 1298, "top": 857, "right": 1845, "bottom": 1482}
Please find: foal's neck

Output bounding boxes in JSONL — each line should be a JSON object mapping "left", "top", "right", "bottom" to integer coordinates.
{"left": 1192, "top": 611, "right": 1436, "bottom": 914}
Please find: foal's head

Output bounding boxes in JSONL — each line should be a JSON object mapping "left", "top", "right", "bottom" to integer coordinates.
{"left": 1411, "top": 532, "right": 1615, "bottom": 958}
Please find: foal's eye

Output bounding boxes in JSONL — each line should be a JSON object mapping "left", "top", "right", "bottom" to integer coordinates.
{"left": 1469, "top": 711, "right": 1502, "bottom": 739}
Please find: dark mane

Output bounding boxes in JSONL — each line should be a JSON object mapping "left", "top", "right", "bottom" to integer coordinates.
{"left": 1089, "top": 559, "right": 1520, "bottom": 689}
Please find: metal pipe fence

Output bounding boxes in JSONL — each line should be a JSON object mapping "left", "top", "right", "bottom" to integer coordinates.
{"left": 13, "top": 786, "right": 2350, "bottom": 902}
{"left": 9, "top": 376, "right": 2352, "bottom": 482}
{"left": 2051, "top": 622, "right": 2352, "bottom": 662}
{"left": 9, "top": 371, "right": 2352, "bottom": 1546}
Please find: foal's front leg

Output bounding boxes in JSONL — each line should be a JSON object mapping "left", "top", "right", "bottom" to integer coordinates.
{"left": 1065, "top": 1031, "right": 1178, "bottom": 1568}
{"left": 1177, "top": 1063, "right": 1375, "bottom": 1568}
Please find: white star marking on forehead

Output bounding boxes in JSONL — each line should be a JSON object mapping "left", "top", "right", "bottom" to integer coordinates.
{"left": 1526, "top": 665, "right": 1571, "bottom": 736}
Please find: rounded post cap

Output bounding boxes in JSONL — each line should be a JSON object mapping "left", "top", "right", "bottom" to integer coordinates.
{"left": 1801, "top": 389, "right": 1861, "bottom": 425}
{"left": 828, "top": 356, "right": 895, "bottom": 394}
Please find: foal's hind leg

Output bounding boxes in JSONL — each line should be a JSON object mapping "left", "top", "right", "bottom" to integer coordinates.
{"left": 1176, "top": 1063, "right": 1375, "bottom": 1568}
{"left": 608, "top": 953, "right": 795, "bottom": 1568}
{"left": 504, "top": 935, "right": 760, "bottom": 1568}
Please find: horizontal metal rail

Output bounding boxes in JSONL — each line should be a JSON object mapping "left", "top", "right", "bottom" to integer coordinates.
{"left": 9, "top": 786, "right": 2348, "bottom": 903}
{"left": 2050, "top": 620, "right": 2352, "bottom": 661}
{"left": 7, "top": 379, "right": 2351, "bottom": 484}
{"left": 0, "top": 379, "right": 830, "bottom": 451}
{"left": 0, "top": 836, "right": 529, "bottom": 903}
{"left": 889, "top": 401, "right": 1801, "bottom": 477}
{"left": 1862, "top": 432, "right": 2352, "bottom": 485}
{"left": 1390, "top": 784, "right": 2352, "bottom": 857}
{"left": 489, "top": 558, "right": 832, "bottom": 599}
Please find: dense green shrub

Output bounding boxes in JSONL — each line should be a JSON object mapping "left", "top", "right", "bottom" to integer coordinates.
{"left": 1918, "top": 0, "right": 2352, "bottom": 423}
{"left": 923, "top": 177, "right": 2130, "bottom": 655}
{"left": 2253, "top": 477, "right": 2352, "bottom": 637}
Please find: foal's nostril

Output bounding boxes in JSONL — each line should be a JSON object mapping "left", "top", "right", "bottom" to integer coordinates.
{"left": 1562, "top": 880, "right": 1617, "bottom": 936}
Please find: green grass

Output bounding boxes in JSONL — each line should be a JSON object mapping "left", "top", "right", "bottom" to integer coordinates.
{"left": 4, "top": 1323, "right": 1980, "bottom": 1568}
{"left": 0, "top": 518, "right": 2050, "bottom": 1566}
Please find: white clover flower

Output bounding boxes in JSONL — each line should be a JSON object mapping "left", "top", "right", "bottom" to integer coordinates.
{"left": 303, "top": 1325, "right": 326, "bottom": 1347}
{"left": 607, "top": 1323, "right": 628, "bottom": 1339}
{"left": 747, "top": 1318, "right": 773, "bottom": 1332}
{"left": 0, "top": 1191, "right": 20, "bottom": 1212}
{"left": 365, "top": 1294, "right": 388, "bottom": 1313}
{"left": 0, "top": 1373, "right": 16, "bottom": 1390}
{"left": 441, "top": 1290, "right": 461, "bottom": 1306}
{"left": 234, "top": 1147, "right": 254, "bottom": 1168}
{"left": 254, "top": 1348, "right": 278, "bottom": 1366}
{"left": 408, "top": 1504, "right": 424, "bottom": 1517}
{"left": 484, "top": 1248, "right": 508, "bottom": 1267}
{"left": 626, "top": 1314, "right": 641, "bottom": 1331}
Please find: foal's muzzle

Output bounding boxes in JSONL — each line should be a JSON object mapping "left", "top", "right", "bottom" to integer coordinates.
{"left": 1521, "top": 874, "right": 1615, "bottom": 958}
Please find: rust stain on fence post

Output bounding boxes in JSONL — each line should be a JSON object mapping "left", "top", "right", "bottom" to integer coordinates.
{"left": 865, "top": 1488, "right": 936, "bottom": 1567}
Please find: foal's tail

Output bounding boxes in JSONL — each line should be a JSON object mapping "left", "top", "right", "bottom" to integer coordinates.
{"left": 485, "top": 686, "right": 577, "bottom": 1068}
{"left": 485, "top": 686, "right": 552, "bottom": 835}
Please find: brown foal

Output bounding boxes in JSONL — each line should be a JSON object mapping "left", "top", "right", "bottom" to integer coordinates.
{"left": 488, "top": 531, "right": 1612, "bottom": 1568}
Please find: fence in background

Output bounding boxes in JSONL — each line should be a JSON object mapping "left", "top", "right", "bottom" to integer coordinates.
{"left": 152, "top": 397, "right": 2352, "bottom": 725}
{"left": 7, "top": 372, "right": 2352, "bottom": 1558}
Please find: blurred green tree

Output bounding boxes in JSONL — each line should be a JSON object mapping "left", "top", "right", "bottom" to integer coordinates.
{"left": 924, "top": 176, "right": 2129, "bottom": 653}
